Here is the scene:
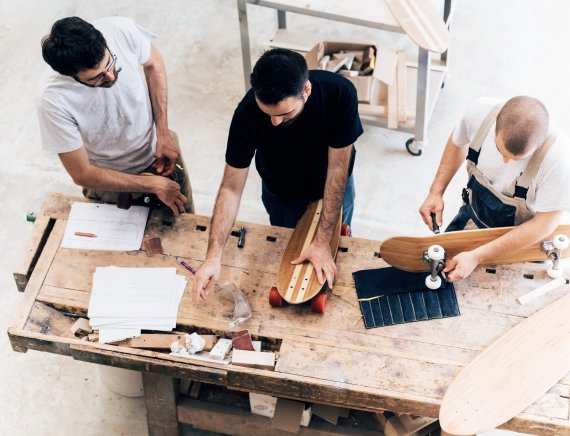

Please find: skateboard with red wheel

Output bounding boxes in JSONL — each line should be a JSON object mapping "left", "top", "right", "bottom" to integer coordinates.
{"left": 269, "top": 200, "right": 348, "bottom": 313}
{"left": 379, "top": 224, "right": 570, "bottom": 290}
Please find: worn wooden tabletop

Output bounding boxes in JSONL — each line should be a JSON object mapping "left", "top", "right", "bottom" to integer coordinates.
{"left": 9, "top": 193, "right": 570, "bottom": 434}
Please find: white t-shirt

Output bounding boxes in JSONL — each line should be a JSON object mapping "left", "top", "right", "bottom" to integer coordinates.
{"left": 37, "top": 17, "right": 157, "bottom": 173}
{"left": 452, "top": 97, "right": 570, "bottom": 214}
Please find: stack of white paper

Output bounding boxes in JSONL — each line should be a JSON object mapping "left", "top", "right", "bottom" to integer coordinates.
{"left": 88, "top": 267, "right": 186, "bottom": 343}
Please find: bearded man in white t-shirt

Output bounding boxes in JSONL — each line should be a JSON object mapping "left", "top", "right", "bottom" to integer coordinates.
{"left": 419, "top": 96, "right": 570, "bottom": 282}
{"left": 37, "top": 16, "right": 193, "bottom": 215}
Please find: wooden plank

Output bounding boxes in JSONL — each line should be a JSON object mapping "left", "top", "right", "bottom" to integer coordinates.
{"left": 177, "top": 398, "right": 381, "bottom": 436}
{"left": 13, "top": 214, "right": 52, "bottom": 292}
{"left": 9, "top": 219, "right": 65, "bottom": 333}
{"left": 143, "top": 372, "right": 178, "bottom": 436}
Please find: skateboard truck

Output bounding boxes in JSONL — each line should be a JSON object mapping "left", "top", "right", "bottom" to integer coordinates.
{"left": 423, "top": 244, "right": 445, "bottom": 289}
{"left": 540, "top": 234, "right": 569, "bottom": 278}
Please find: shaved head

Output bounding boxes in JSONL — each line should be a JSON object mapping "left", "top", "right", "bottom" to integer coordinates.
{"left": 495, "top": 96, "right": 549, "bottom": 156}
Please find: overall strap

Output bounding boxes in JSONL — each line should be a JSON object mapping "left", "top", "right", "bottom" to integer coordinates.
{"left": 467, "top": 103, "right": 504, "bottom": 165}
{"left": 513, "top": 130, "right": 558, "bottom": 199}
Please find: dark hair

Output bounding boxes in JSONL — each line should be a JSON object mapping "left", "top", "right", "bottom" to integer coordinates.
{"left": 250, "top": 48, "right": 309, "bottom": 105}
{"left": 496, "top": 96, "right": 549, "bottom": 156}
{"left": 41, "top": 17, "right": 107, "bottom": 77}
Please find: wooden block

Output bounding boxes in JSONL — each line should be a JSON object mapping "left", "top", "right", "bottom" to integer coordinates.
{"left": 189, "top": 381, "right": 202, "bottom": 399}
{"left": 386, "top": 414, "right": 439, "bottom": 436}
{"left": 179, "top": 378, "right": 191, "bottom": 395}
{"left": 62, "top": 318, "right": 92, "bottom": 338}
{"left": 87, "top": 333, "right": 99, "bottom": 342}
{"left": 231, "top": 350, "right": 275, "bottom": 370}
{"left": 118, "top": 333, "right": 186, "bottom": 349}
{"left": 202, "top": 334, "right": 217, "bottom": 351}
{"left": 373, "top": 412, "right": 389, "bottom": 430}
{"left": 209, "top": 338, "right": 233, "bottom": 360}
{"left": 230, "top": 330, "right": 255, "bottom": 351}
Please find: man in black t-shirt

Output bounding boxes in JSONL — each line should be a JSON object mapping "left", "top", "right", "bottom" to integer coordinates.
{"left": 191, "top": 48, "right": 363, "bottom": 303}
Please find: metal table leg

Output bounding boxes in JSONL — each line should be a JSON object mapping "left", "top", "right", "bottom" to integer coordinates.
{"left": 408, "top": 48, "right": 431, "bottom": 156}
{"left": 237, "top": 0, "right": 252, "bottom": 90}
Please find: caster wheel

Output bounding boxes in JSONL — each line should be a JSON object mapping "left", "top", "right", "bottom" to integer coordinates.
{"left": 310, "top": 293, "right": 327, "bottom": 313}
{"left": 427, "top": 244, "right": 445, "bottom": 261}
{"left": 341, "top": 224, "right": 350, "bottom": 236}
{"left": 425, "top": 274, "right": 442, "bottom": 289}
{"left": 547, "top": 264, "right": 563, "bottom": 279}
{"left": 269, "top": 286, "right": 283, "bottom": 307}
{"left": 553, "top": 234, "right": 570, "bottom": 250}
{"left": 406, "top": 138, "right": 423, "bottom": 156}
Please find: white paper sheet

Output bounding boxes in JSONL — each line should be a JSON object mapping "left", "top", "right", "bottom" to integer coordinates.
{"left": 87, "top": 266, "right": 187, "bottom": 344}
{"left": 61, "top": 202, "right": 149, "bottom": 251}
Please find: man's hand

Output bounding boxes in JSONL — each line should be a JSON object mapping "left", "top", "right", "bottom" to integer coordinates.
{"left": 150, "top": 175, "right": 187, "bottom": 216}
{"left": 419, "top": 193, "right": 444, "bottom": 232}
{"left": 443, "top": 251, "right": 480, "bottom": 282}
{"left": 192, "top": 258, "right": 221, "bottom": 304}
{"left": 155, "top": 132, "right": 179, "bottom": 176}
{"left": 291, "top": 241, "right": 337, "bottom": 288}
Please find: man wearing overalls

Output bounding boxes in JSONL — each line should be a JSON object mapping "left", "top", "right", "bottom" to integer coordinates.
{"left": 419, "top": 96, "right": 570, "bottom": 282}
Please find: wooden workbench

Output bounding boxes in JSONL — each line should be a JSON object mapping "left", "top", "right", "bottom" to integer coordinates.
{"left": 9, "top": 193, "right": 570, "bottom": 435}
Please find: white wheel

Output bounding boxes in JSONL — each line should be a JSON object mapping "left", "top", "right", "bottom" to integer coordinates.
{"left": 553, "top": 234, "right": 570, "bottom": 250}
{"left": 547, "top": 264, "right": 563, "bottom": 279}
{"left": 425, "top": 275, "right": 442, "bottom": 289}
{"left": 427, "top": 244, "right": 445, "bottom": 261}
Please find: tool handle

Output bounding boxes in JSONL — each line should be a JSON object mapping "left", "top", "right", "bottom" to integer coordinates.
{"left": 431, "top": 212, "right": 440, "bottom": 234}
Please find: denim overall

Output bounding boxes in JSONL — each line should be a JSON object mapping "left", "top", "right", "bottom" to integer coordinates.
{"left": 446, "top": 105, "right": 556, "bottom": 232}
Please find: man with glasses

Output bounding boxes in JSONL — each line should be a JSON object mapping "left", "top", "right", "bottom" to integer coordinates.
{"left": 38, "top": 16, "right": 193, "bottom": 215}
{"left": 419, "top": 96, "right": 570, "bottom": 281}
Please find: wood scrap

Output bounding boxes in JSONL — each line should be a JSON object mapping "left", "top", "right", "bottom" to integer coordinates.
{"left": 231, "top": 350, "right": 275, "bottom": 370}
{"left": 62, "top": 318, "right": 92, "bottom": 338}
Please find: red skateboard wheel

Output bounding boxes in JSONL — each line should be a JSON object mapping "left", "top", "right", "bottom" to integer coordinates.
{"left": 341, "top": 224, "right": 350, "bottom": 236}
{"left": 268, "top": 286, "right": 283, "bottom": 307}
{"left": 310, "top": 293, "right": 327, "bottom": 313}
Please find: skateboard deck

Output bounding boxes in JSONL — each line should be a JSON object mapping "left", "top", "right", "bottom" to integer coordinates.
{"left": 385, "top": 0, "right": 449, "bottom": 53}
{"left": 379, "top": 224, "right": 570, "bottom": 273}
{"left": 276, "top": 200, "right": 341, "bottom": 304}
{"left": 439, "top": 290, "right": 570, "bottom": 434}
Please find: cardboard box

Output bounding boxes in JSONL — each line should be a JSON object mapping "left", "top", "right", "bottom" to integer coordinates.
{"left": 305, "top": 41, "right": 377, "bottom": 103}
{"left": 304, "top": 40, "right": 407, "bottom": 128}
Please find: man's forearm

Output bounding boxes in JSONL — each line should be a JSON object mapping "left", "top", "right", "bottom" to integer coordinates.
{"left": 144, "top": 50, "right": 169, "bottom": 135}
{"left": 75, "top": 165, "right": 158, "bottom": 193}
{"left": 429, "top": 134, "right": 467, "bottom": 196}
{"left": 472, "top": 212, "right": 563, "bottom": 263}
{"left": 206, "top": 187, "right": 242, "bottom": 260}
{"left": 315, "top": 147, "right": 351, "bottom": 245}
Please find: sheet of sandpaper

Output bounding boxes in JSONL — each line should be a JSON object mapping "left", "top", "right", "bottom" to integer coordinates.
{"left": 353, "top": 267, "right": 460, "bottom": 329}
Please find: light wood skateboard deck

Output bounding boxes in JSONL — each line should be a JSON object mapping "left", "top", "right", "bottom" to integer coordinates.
{"left": 275, "top": 200, "right": 342, "bottom": 306}
{"left": 439, "top": 290, "right": 570, "bottom": 434}
{"left": 385, "top": 0, "right": 449, "bottom": 53}
{"left": 380, "top": 224, "right": 570, "bottom": 273}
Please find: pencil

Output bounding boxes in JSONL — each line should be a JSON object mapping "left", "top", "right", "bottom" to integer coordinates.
{"left": 74, "top": 232, "right": 97, "bottom": 238}
{"left": 175, "top": 256, "right": 197, "bottom": 275}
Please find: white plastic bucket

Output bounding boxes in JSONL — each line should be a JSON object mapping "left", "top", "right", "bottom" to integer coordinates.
{"left": 98, "top": 365, "right": 144, "bottom": 398}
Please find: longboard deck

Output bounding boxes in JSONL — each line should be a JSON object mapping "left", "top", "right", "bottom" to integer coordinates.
{"left": 385, "top": 0, "right": 449, "bottom": 53}
{"left": 380, "top": 224, "right": 570, "bottom": 272}
{"left": 276, "top": 200, "right": 341, "bottom": 304}
{"left": 439, "top": 290, "right": 570, "bottom": 434}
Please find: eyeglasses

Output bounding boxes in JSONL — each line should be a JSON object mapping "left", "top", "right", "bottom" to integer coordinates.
{"left": 74, "top": 49, "right": 122, "bottom": 87}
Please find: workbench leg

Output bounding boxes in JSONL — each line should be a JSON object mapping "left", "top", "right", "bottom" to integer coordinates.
{"left": 143, "top": 372, "right": 179, "bottom": 436}
{"left": 414, "top": 48, "right": 432, "bottom": 148}
{"left": 237, "top": 0, "right": 252, "bottom": 91}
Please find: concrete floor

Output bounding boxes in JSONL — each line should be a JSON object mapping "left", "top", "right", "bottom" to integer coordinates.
{"left": 1, "top": 0, "right": 569, "bottom": 434}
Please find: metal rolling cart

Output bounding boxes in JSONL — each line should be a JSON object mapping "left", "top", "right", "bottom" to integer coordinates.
{"left": 236, "top": 0, "right": 454, "bottom": 156}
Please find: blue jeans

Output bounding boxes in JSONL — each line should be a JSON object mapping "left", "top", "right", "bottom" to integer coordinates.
{"left": 261, "top": 175, "right": 355, "bottom": 229}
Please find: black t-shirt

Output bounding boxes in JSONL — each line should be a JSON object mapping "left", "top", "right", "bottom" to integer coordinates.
{"left": 226, "top": 70, "right": 363, "bottom": 200}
